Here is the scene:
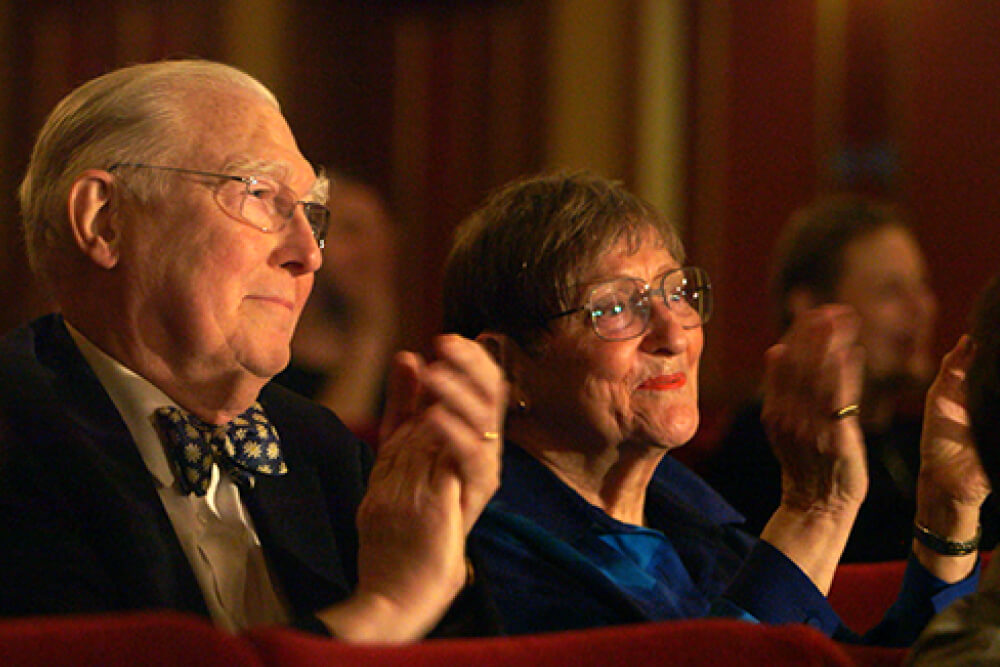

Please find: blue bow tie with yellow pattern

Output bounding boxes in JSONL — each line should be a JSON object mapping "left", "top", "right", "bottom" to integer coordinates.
{"left": 154, "top": 402, "right": 287, "bottom": 496}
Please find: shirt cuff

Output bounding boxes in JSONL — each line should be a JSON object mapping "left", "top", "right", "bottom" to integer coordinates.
{"left": 721, "top": 539, "right": 840, "bottom": 636}
{"left": 850, "top": 553, "right": 981, "bottom": 647}
{"left": 898, "top": 552, "right": 980, "bottom": 615}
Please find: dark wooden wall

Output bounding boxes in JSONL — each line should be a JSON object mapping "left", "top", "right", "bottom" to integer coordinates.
{"left": 687, "top": 0, "right": 1000, "bottom": 417}
{"left": 2, "top": 0, "right": 998, "bottom": 429}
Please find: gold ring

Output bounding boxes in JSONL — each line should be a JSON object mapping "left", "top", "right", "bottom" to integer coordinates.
{"left": 832, "top": 403, "right": 861, "bottom": 420}
{"left": 482, "top": 431, "right": 500, "bottom": 441}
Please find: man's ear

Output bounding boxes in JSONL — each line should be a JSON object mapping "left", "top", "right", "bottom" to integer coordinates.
{"left": 67, "top": 170, "right": 121, "bottom": 270}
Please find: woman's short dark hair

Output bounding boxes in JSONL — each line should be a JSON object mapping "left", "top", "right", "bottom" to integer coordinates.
{"left": 443, "top": 170, "right": 684, "bottom": 350}
{"left": 772, "top": 194, "right": 910, "bottom": 330}
{"left": 968, "top": 274, "right": 1000, "bottom": 490}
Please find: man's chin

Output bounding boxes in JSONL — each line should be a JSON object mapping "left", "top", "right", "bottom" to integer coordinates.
{"left": 242, "top": 348, "right": 292, "bottom": 383}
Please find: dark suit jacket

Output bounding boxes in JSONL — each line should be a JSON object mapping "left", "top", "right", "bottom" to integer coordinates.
{"left": 0, "top": 314, "right": 371, "bottom": 626}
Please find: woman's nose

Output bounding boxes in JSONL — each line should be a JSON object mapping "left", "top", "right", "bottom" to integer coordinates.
{"left": 642, "top": 296, "right": 690, "bottom": 353}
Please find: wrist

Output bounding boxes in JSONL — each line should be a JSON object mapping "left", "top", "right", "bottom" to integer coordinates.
{"left": 319, "top": 551, "right": 469, "bottom": 642}
{"left": 778, "top": 482, "right": 865, "bottom": 520}
{"left": 316, "top": 589, "right": 433, "bottom": 644}
{"left": 913, "top": 520, "right": 981, "bottom": 556}
{"left": 761, "top": 503, "right": 860, "bottom": 594}
{"left": 915, "top": 485, "right": 983, "bottom": 542}
{"left": 912, "top": 496, "right": 981, "bottom": 583}
{"left": 917, "top": 467, "right": 990, "bottom": 513}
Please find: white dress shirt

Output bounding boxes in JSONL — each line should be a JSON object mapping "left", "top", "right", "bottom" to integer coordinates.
{"left": 67, "top": 324, "right": 290, "bottom": 632}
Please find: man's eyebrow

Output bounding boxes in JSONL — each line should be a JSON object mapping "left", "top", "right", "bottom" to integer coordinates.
{"left": 224, "top": 157, "right": 329, "bottom": 203}
{"left": 308, "top": 170, "right": 330, "bottom": 204}
{"left": 221, "top": 157, "right": 289, "bottom": 183}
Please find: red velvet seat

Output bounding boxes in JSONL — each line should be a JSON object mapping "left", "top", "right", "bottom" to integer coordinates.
{"left": 247, "top": 618, "right": 858, "bottom": 667}
{"left": 0, "top": 611, "right": 262, "bottom": 667}
{"left": 830, "top": 553, "right": 991, "bottom": 634}
{"left": 2, "top": 556, "right": 948, "bottom": 667}
{"left": 830, "top": 560, "right": 909, "bottom": 633}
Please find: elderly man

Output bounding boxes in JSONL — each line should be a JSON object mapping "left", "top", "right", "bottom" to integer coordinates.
{"left": 0, "top": 60, "right": 504, "bottom": 643}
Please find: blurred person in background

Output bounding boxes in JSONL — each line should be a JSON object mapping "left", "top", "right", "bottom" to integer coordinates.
{"left": 703, "top": 195, "right": 996, "bottom": 562}
{"left": 276, "top": 171, "right": 399, "bottom": 446}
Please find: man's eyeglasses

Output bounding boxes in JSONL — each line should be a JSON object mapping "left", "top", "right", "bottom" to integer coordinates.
{"left": 108, "top": 162, "right": 331, "bottom": 249}
{"left": 550, "top": 267, "right": 713, "bottom": 341}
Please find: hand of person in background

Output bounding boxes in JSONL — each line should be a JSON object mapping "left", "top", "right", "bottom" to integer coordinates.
{"left": 913, "top": 335, "right": 990, "bottom": 583}
{"left": 759, "top": 305, "right": 867, "bottom": 594}
{"left": 317, "top": 335, "right": 505, "bottom": 642}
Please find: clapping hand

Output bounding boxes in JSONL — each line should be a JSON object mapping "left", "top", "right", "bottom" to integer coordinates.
{"left": 320, "top": 335, "right": 504, "bottom": 641}
{"left": 758, "top": 305, "right": 867, "bottom": 594}
{"left": 913, "top": 336, "right": 989, "bottom": 582}
{"left": 762, "top": 305, "right": 867, "bottom": 516}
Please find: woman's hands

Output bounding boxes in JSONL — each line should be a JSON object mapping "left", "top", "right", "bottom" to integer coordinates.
{"left": 762, "top": 305, "right": 868, "bottom": 517}
{"left": 758, "top": 310, "right": 990, "bottom": 592}
{"left": 759, "top": 305, "right": 867, "bottom": 594}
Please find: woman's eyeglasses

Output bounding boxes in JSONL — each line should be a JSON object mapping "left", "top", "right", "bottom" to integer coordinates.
{"left": 550, "top": 267, "right": 712, "bottom": 341}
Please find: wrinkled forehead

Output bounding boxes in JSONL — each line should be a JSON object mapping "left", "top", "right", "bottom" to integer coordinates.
{"left": 571, "top": 222, "right": 677, "bottom": 284}
{"left": 183, "top": 88, "right": 323, "bottom": 196}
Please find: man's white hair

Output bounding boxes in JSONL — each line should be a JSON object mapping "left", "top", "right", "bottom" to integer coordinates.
{"left": 19, "top": 59, "right": 279, "bottom": 290}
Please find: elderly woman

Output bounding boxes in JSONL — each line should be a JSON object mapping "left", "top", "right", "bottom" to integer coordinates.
{"left": 443, "top": 171, "right": 987, "bottom": 645}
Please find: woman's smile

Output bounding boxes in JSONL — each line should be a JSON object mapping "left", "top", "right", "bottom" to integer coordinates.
{"left": 637, "top": 373, "right": 686, "bottom": 391}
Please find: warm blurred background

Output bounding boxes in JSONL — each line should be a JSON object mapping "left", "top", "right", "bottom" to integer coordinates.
{"left": 1, "top": 0, "right": 998, "bottom": 447}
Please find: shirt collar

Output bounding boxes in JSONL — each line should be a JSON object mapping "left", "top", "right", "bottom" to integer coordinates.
{"left": 492, "top": 442, "right": 745, "bottom": 544}
{"left": 66, "top": 322, "right": 178, "bottom": 488}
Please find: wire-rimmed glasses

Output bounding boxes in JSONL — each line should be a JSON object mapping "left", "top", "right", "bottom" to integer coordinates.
{"left": 108, "top": 162, "right": 331, "bottom": 249}
{"left": 550, "top": 266, "right": 712, "bottom": 341}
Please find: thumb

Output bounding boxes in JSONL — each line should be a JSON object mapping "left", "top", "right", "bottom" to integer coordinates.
{"left": 926, "top": 335, "right": 974, "bottom": 422}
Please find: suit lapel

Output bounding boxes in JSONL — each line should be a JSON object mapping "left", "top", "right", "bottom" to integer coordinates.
{"left": 243, "top": 388, "right": 359, "bottom": 615}
{"left": 244, "top": 470, "right": 352, "bottom": 615}
{"left": 30, "top": 315, "right": 209, "bottom": 615}
{"left": 27, "top": 316, "right": 361, "bottom": 617}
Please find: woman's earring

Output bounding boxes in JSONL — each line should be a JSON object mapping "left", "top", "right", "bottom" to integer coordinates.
{"left": 515, "top": 397, "right": 529, "bottom": 413}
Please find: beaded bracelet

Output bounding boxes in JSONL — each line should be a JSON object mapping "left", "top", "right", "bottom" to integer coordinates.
{"left": 913, "top": 521, "right": 981, "bottom": 556}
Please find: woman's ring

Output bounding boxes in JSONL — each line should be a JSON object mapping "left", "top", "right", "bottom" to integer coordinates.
{"left": 482, "top": 431, "right": 500, "bottom": 441}
{"left": 832, "top": 404, "right": 861, "bottom": 420}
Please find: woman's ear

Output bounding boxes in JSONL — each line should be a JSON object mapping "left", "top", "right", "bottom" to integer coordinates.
{"left": 67, "top": 169, "right": 121, "bottom": 270}
{"left": 476, "top": 331, "right": 531, "bottom": 414}
{"left": 786, "top": 287, "right": 820, "bottom": 319}
{"left": 475, "top": 331, "right": 530, "bottom": 375}
{"left": 476, "top": 333, "right": 505, "bottom": 366}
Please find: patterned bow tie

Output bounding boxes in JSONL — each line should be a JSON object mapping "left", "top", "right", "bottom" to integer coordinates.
{"left": 154, "top": 402, "right": 287, "bottom": 496}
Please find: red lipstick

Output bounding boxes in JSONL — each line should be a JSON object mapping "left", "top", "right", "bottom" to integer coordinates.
{"left": 639, "top": 373, "right": 686, "bottom": 391}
